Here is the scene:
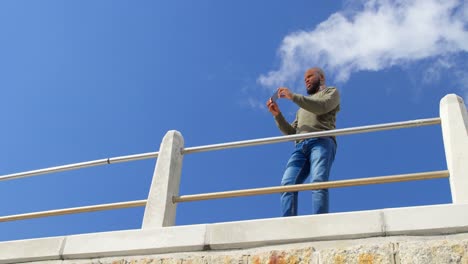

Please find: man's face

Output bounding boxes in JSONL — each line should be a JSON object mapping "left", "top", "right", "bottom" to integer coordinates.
{"left": 304, "top": 69, "right": 321, "bottom": 94}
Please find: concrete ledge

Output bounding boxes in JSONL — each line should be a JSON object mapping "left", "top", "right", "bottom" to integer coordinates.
{"left": 62, "top": 224, "right": 207, "bottom": 259}
{"left": 0, "top": 236, "right": 64, "bottom": 264}
{"left": 384, "top": 203, "right": 468, "bottom": 235}
{"left": 207, "top": 210, "right": 383, "bottom": 250}
{"left": 1, "top": 204, "right": 468, "bottom": 263}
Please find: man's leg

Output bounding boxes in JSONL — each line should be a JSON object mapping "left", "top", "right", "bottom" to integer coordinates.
{"left": 309, "top": 137, "right": 336, "bottom": 214}
{"left": 280, "top": 143, "right": 310, "bottom": 216}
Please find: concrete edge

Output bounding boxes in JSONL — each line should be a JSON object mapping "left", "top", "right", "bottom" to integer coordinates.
{"left": 384, "top": 203, "right": 468, "bottom": 236}
{"left": 1, "top": 203, "right": 468, "bottom": 262}
{"left": 206, "top": 209, "right": 384, "bottom": 250}
{"left": 62, "top": 224, "right": 207, "bottom": 259}
{"left": 0, "top": 236, "right": 65, "bottom": 264}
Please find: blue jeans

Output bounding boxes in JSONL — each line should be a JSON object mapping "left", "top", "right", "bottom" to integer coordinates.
{"left": 280, "top": 137, "right": 336, "bottom": 216}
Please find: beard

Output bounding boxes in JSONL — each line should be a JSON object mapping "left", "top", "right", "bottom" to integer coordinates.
{"left": 306, "top": 80, "right": 321, "bottom": 95}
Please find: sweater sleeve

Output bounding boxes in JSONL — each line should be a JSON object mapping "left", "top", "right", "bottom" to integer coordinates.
{"left": 274, "top": 112, "right": 297, "bottom": 135}
{"left": 291, "top": 87, "right": 340, "bottom": 115}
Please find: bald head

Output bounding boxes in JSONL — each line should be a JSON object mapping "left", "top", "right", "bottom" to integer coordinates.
{"left": 304, "top": 67, "right": 326, "bottom": 94}
{"left": 308, "top": 67, "right": 325, "bottom": 83}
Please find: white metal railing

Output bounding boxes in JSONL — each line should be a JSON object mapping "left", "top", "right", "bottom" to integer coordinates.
{"left": 0, "top": 117, "right": 441, "bottom": 182}
{"left": 0, "top": 200, "right": 146, "bottom": 223}
{"left": 173, "top": 170, "right": 449, "bottom": 203}
{"left": 0, "top": 94, "right": 467, "bottom": 231}
{"left": 182, "top": 117, "right": 441, "bottom": 154}
{"left": 0, "top": 152, "right": 159, "bottom": 182}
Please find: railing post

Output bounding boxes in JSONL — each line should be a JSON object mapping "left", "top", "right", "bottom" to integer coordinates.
{"left": 142, "top": 130, "right": 184, "bottom": 228}
{"left": 440, "top": 94, "right": 468, "bottom": 204}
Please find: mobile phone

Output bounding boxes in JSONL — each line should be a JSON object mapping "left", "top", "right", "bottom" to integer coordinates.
{"left": 270, "top": 90, "right": 279, "bottom": 102}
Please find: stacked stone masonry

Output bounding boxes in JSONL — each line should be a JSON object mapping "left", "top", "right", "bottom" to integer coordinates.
{"left": 25, "top": 234, "right": 468, "bottom": 264}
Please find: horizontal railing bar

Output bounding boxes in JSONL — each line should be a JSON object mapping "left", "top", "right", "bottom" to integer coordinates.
{"left": 173, "top": 170, "right": 449, "bottom": 203}
{"left": 182, "top": 117, "right": 441, "bottom": 154}
{"left": 0, "top": 152, "right": 159, "bottom": 182}
{"left": 0, "top": 118, "right": 440, "bottom": 183}
{"left": 0, "top": 170, "right": 449, "bottom": 222}
{"left": 0, "top": 200, "right": 147, "bottom": 223}
{"left": 108, "top": 152, "right": 159, "bottom": 164}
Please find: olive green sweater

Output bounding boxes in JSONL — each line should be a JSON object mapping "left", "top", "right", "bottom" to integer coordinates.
{"left": 274, "top": 87, "right": 340, "bottom": 142}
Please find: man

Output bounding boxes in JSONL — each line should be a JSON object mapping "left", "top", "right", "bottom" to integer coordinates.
{"left": 266, "top": 67, "right": 340, "bottom": 216}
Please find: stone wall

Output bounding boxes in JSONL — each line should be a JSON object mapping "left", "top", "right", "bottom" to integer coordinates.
{"left": 33, "top": 233, "right": 468, "bottom": 264}
{"left": 2, "top": 204, "right": 468, "bottom": 264}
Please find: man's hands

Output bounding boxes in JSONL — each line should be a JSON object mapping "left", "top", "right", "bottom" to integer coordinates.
{"left": 267, "top": 99, "right": 280, "bottom": 116}
{"left": 278, "top": 87, "right": 293, "bottom": 100}
{"left": 266, "top": 87, "right": 293, "bottom": 116}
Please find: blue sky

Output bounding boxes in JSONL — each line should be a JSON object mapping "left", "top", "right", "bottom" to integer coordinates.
{"left": 0, "top": 0, "right": 467, "bottom": 241}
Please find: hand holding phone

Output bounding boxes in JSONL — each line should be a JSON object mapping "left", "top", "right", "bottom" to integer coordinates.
{"left": 270, "top": 90, "right": 279, "bottom": 102}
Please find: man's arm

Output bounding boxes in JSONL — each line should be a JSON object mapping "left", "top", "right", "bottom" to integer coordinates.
{"left": 275, "top": 112, "right": 297, "bottom": 135}
{"left": 278, "top": 87, "right": 340, "bottom": 115}
{"left": 266, "top": 99, "right": 296, "bottom": 135}
{"left": 292, "top": 88, "right": 340, "bottom": 115}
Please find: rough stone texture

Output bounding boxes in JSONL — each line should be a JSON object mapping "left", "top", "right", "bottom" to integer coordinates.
{"left": 247, "top": 247, "right": 313, "bottom": 264}
{"left": 398, "top": 239, "right": 468, "bottom": 264}
{"left": 316, "top": 243, "right": 394, "bottom": 264}
{"left": 83, "top": 255, "right": 206, "bottom": 264}
{"left": 5, "top": 232, "right": 468, "bottom": 264}
{"left": 20, "top": 261, "right": 63, "bottom": 264}
{"left": 206, "top": 254, "right": 249, "bottom": 264}
{"left": 68, "top": 247, "right": 313, "bottom": 264}
{"left": 16, "top": 235, "right": 468, "bottom": 264}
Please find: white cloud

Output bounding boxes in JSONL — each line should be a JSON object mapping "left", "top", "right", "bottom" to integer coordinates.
{"left": 452, "top": 60, "right": 468, "bottom": 102}
{"left": 422, "top": 57, "right": 453, "bottom": 84}
{"left": 247, "top": 97, "right": 266, "bottom": 110}
{"left": 418, "top": 54, "right": 468, "bottom": 102}
{"left": 258, "top": 0, "right": 468, "bottom": 87}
